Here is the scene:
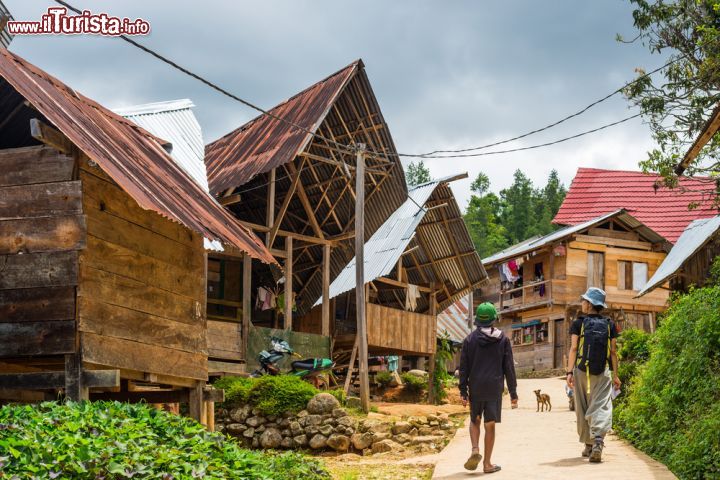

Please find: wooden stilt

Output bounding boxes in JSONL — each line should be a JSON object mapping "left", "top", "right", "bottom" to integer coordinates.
{"left": 188, "top": 382, "right": 203, "bottom": 423}
{"left": 64, "top": 353, "right": 88, "bottom": 401}
{"left": 428, "top": 289, "right": 438, "bottom": 404}
{"left": 322, "top": 244, "right": 331, "bottom": 336}
{"left": 285, "top": 236, "right": 293, "bottom": 330}
{"left": 355, "top": 144, "right": 370, "bottom": 413}
{"left": 344, "top": 337, "right": 359, "bottom": 395}
{"left": 242, "top": 254, "right": 252, "bottom": 360}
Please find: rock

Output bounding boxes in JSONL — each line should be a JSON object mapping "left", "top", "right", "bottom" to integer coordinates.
{"left": 307, "top": 393, "right": 340, "bottom": 415}
{"left": 395, "top": 433, "right": 412, "bottom": 445}
{"left": 440, "top": 422, "right": 453, "bottom": 430}
{"left": 332, "top": 408, "right": 349, "bottom": 418}
{"left": 279, "top": 418, "right": 291, "bottom": 428}
{"left": 388, "top": 370, "right": 402, "bottom": 387}
{"left": 255, "top": 425, "right": 266, "bottom": 433}
{"left": 225, "top": 423, "right": 246, "bottom": 435}
{"left": 265, "top": 422, "right": 278, "bottom": 429}
{"left": 305, "top": 414, "right": 323, "bottom": 427}
{"left": 293, "top": 434, "right": 308, "bottom": 447}
{"left": 407, "top": 369, "right": 428, "bottom": 378}
{"left": 392, "top": 421, "right": 412, "bottom": 435}
{"left": 229, "top": 406, "right": 250, "bottom": 423}
{"left": 427, "top": 414, "right": 440, "bottom": 423}
{"left": 346, "top": 397, "right": 362, "bottom": 409}
{"left": 281, "top": 429, "right": 291, "bottom": 437}
{"left": 431, "top": 430, "right": 445, "bottom": 437}
{"left": 309, "top": 434, "right": 328, "bottom": 449}
{"left": 259, "top": 428, "right": 282, "bottom": 449}
{"left": 246, "top": 416, "right": 265, "bottom": 427}
{"left": 319, "top": 425, "right": 334, "bottom": 436}
{"left": 306, "top": 426, "right": 319, "bottom": 436}
{"left": 351, "top": 432, "right": 374, "bottom": 450}
{"left": 326, "top": 434, "right": 350, "bottom": 452}
{"left": 418, "top": 426, "right": 434, "bottom": 436}
{"left": 289, "top": 421, "right": 303, "bottom": 436}
{"left": 280, "top": 437, "right": 293, "bottom": 449}
{"left": 243, "top": 427, "right": 255, "bottom": 438}
{"left": 371, "top": 439, "right": 401, "bottom": 454}
{"left": 337, "top": 416, "right": 356, "bottom": 429}
{"left": 322, "top": 417, "right": 336, "bottom": 426}
{"left": 371, "top": 432, "right": 391, "bottom": 442}
{"left": 251, "top": 408, "right": 261, "bottom": 416}
{"left": 297, "top": 410, "right": 309, "bottom": 418}
{"left": 411, "top": 435, "right": 444, "bottom": 446}
{"left": 429, "top": 421, "right": 439, "bottom": 427}
{"left": 409, "top": 427, "right": 419, "bottom": 436}
{"left": 267, "top": 415, "right": 278, "bottom": 422}
{"left": 362, "top": 419, "right": 391, "bottom": 434}
{"left": 251, "top": 437, "right": 260, "bottom": 449}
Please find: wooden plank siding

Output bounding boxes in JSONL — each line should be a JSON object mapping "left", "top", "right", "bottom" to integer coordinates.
{"left": 0, "top": 147, "right": 79, "bottom": 362}
{"left": 366, "top": 302, "right": 436, "bottom": 355}
{"left": 77, "top": 164, "right": 208, "bottom": 383}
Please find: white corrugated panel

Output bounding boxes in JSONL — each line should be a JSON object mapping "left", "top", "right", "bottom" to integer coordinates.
{"left": 437, "top": 295, "right": 472, "bottom": 343}
{"left": 637, "top": 215, "right": 720, "bottom": 297}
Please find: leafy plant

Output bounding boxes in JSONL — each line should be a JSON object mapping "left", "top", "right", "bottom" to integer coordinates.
{"left": 374, "top": 371, "right": 393, "bottom": 388}
{"left": 0, "top": 401, "right": 329, "bottom": 479}
{"left": 327, "top": 388, "right": 346, "bottom": 406}
{"left": 213, "top": 375, "right": 319, "bottom": 415}
{"left": 214, "top": 376, "right": 254, "bottom": 406}
{"left": 614, "top": 285, "right": 720, "bottom": 479}
{"left": 431, "top": 332, "right": 456, "bottom": 404}
{"left": 401, "top": 373, "right": 427, "bottom": 394}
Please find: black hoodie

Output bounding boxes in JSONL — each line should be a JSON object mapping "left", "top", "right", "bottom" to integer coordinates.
{"left": 458, "top": 327, "right": 518, "bottom": 402}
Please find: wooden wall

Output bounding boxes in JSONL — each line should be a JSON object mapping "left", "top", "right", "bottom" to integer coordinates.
{"left": 366, "top": 302, "right": 436, "bottom": 355}
{"left": 0, "top": 146, "right": 82, "bottom": 364}
{"left": 77, "top": 159, "right": 208, "bottom": 383}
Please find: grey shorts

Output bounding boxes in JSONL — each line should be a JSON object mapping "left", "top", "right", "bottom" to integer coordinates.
{"left": 470, "top": 398, "right": 502, "bottom": 423}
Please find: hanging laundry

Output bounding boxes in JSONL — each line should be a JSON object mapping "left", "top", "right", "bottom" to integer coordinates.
{"left": 256, "top": 287, "right": 275, "bottom": 311}
{"left": 406, "top": 284, "right": 420, "bottom": 311}
{"left": 508, "top": 259, "right": 519, "bottom": 276}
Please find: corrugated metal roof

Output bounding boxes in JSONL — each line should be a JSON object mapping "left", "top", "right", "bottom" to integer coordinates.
{"left": 637, "top": 215, "right": 720, "bottom": 297}
{"left": 0, "top": 1, "right": 13, "bottom": 49}
{"left": 0, "top": 48, "right": 275, "bottom": 264}
{"left": 316, "top": 174, "right": 487, "bottom": 311}
{"left": 437, "top": 296, "right": 472, "bottom": 343}
{"left": 205, "top": 61, "right": 359, "bottom": 195}
{"left": 114, "top": 99, "right": 208, "bottom": 192}
{"left": 553, "top": 167, "right": 718, "bottom": 243}
{"left": 483, "top": 210, "right": 668, "bottom": 265}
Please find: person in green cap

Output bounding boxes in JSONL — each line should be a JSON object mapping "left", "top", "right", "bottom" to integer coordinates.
{"left": 458, "top": 302, "right": 518, "bottom": 474}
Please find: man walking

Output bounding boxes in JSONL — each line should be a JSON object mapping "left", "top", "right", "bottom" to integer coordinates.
{"left": 459, "top": 302, "right": 518, "bottom": 474}
{"left": 566, "top": 287, "right": 621, "bottom": 463}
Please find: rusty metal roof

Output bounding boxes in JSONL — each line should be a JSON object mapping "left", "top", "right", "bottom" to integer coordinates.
{"left": 205, "top": 61, "right": 360, "bottom": 195}
{"left": 0, "top": 49, "right": 275, "bottom": 264}
{"left": 437, "top": 296, "right": 473, "bottom": 343}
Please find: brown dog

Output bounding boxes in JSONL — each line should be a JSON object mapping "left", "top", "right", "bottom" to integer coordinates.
{"left": 534, "top": 389, "right": 552, "bottom": 412}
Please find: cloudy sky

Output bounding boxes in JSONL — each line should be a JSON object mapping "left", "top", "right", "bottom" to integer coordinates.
{"left": 6, "top": 1, "right": 665, "bottom": 207}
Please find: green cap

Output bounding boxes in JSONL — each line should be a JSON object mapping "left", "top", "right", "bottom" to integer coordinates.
{"left": 475, "top": 302, "right": 497, "bottom": 326}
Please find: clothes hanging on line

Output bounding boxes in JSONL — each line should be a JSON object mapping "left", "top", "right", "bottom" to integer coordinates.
{"left": 256, "top": 287, "right": 275, "bottom": 311}
{"left": 406, "top": 284, "right": 420, "bottom": 311}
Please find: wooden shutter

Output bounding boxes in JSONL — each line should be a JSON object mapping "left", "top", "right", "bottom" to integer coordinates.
{"left": 632, "top": 262, "right": 648, "bottom": 291}
{"left": 587, "top": 252, "right": 605, "bottom": 289}
{"left": 618, "top": 261, "right": 632, "bottom": 290}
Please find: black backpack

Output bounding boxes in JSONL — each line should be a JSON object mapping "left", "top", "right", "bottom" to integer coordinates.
{"left": 576, "top": 315, "right": 611, "bottom": 375}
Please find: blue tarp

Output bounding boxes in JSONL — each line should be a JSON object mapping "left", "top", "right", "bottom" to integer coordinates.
{"left": 511, "top": 319, "right": 542, "bottom": 329}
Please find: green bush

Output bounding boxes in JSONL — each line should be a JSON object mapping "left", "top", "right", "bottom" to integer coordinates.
{"left": 327, "top": 388, "right": 346, "bottom": 406}
{"left": 401, "top": 373, "right": 427, "bottom": 393}
{"left": 615, "top": 285, "right": 720, "bottom": 479}
{"left": 0, "top": 401, "right": 329, "bottom": 479}
{"left": 213, "top": 375, "right": 319, "bottom": 415}
{"left": 432, "top": 333, "right": 456, "bottom": 404}
{"left": 375, "top": 371, "right": 393, "bottom": 388}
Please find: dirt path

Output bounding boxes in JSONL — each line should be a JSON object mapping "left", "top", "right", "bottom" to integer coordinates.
{"left": 430, "top": 377, "right": 676, "bottom": 479}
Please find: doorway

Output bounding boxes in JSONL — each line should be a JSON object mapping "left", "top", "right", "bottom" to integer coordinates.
{"left": 554, "top": 319, "right": 566, "bottom": 369}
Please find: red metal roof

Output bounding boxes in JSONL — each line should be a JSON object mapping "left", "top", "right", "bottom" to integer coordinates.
{"left": 0, "top": 49, "right": 275, "bottom": 264}
{"left": 553, "top": 167, "right": 718, "bottom": 243}
{"left": 205, "top": 61, "right": 360, "bottom": 195}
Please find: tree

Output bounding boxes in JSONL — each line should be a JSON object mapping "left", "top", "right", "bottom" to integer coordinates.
{"left": 622, "top": 0, "right": 720, "bottom": 203}
{"left": 499, "top": 170, "right": 535, "bottom": 244}
{"left": 463, "top": 173, "right": 509, "bottom": 258}
{"left": 405, "top": 160, "right": 432, "bottom": 187}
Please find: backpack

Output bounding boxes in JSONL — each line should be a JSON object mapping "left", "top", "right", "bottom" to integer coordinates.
{"left": 576, "top": 315, "right": 611, "bottom": 375}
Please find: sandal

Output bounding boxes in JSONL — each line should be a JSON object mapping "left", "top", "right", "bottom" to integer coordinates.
{"left": 463, "top": 453, "right": 482, "bottom": 471}
{"left": 484, "top": 465, "right": 502, "bottom": 474}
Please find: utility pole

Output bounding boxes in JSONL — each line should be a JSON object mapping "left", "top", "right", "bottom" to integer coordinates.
{"left": 355, "top": 143, "right": 370, "bottom": 412}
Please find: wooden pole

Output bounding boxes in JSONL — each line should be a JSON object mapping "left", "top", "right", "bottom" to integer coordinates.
{"left": 344, "top": 337, "right": 359, "bottom": 395}
{"left": 242, "top": 254, "right": 252, "bottom": 361}
{"left": 468, "top": 289, "right": 474, "bottom": 328}
{"left": 428, "top": 289, "right": 438, "bottom": 404}
{"left": 355, "top": 144, "right": 370, "bottom": 413}
{"left": 64, "top": 353, "right": 88, "bottom": 401}
{"left": 266, "top": 168, "right": 276, "bottom": 247}
{"left": 188, "top": 382, "right": 204, "bottom": 424}
{"left": 322, "top": 243, "right": 331, "bottom": 336}
{"left": 285, "top": 236, "right": 293, "bottom": 330}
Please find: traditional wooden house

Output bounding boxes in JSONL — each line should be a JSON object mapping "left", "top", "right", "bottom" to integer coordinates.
{"left": 316, "top": 175, "right": 487, "bottom": 361}
{"left": 478, "top": 210, "right": 670, "bottom": 373}
{"left": 0, "top": 49, "right": 274, "bottom": 418}
{"left": 202, "top": 60, "right": 408, "bottom": 374}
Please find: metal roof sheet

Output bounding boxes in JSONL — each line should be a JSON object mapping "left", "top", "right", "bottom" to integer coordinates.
{"left": 114, "top": 99, "right": 208, "bottom": 192}
{"left": 553, "top": 168, "right": 718, "bottom": 243}
{"left": 637, "top": 215, "right": 720, "bottom": 297}
{"left": 316, "top": 174, "right": 487, "bottom": 311}
{"left": 205, "top": 61, "right": 359, "bottom": 195}
{"left": 437, "top": 296, "right": 472, "bottom": 343}
{"left": 0, "top": 49, "right": 275, "bottom": 264}
{"left": 483, "top": 210, "right": 668, "bottom": 265}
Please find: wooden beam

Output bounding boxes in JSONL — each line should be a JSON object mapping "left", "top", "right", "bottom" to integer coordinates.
{"left": 373, "top": 276, "right": 432, "bottom": 292}
{"left": 0, "top": 369, "right": 119, "bottom": 391}
{"left": 286, "top": 161, "right": 324, "bottom": 240}
{"left": 267, "top": 158, "right": 305, "bottom": 248}
{"left": 242, "top": 254, "right": 252, "bottom": 361}
{"left": 405, "top": 251, "right": 477, "bottom": 271}
{"left": 355, "top": 145, "right": 370, "bottom": 413}
{"left": 427, "top": 289, "right": 437, "bottom": 404}
{"left": 322, "top": 244, "right": 331, "bottom": 337}
{"left": 30, "top": 119, "right": 75, "bottom": 156}
{"left": 571, "top": 235, "right": 652, "bottom": 251}
{"left": 676, "top": 102, "right": 720, "bottom": 175}
{"left": 343, "top": 337, "right": 359, "bottom": 395}
{"left": 188, "top": 382, "right": 204, "bottom": 424}
{"left": 219, "top": 193, "right": 242, "bottom": 206}
{"left": 266, "top": 168, "right": 276, "bottom": 242}
{"left": 285, "top": 236, "right": 293, "bottom": 330}
{"left": 238, "top": 220, "right": 336, "bottom": 246}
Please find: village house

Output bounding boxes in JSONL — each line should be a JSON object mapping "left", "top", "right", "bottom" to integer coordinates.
{"left": 478, "top": 210, "right": 670, "bottom": 373}
{"left": 0, "top": 49, "right": 275, "bottom": 422}
{"left": 202, "top": 60, "right": 409, "bottom": 374}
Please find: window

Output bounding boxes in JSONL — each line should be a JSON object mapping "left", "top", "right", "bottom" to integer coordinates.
{"left": 587, "top": 251, "right": 605, "bottom": 289}
{"left": 618, "top": 261, "right": 648, "bottom": 291}
{"left": 511, "top": 322, "right": 549, "bottom": 346}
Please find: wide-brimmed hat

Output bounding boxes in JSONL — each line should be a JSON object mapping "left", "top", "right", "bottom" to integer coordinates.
{"left": 581, "top": 287, "right": 607, "bottom": 308}
{"left": 475, "top": 302, "right": 497, "bottom": 326}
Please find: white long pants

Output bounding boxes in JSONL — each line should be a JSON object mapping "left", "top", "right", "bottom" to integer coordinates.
{"left": 574, "top": 367, "right": 613, "bottom": 444}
